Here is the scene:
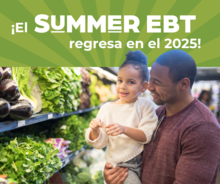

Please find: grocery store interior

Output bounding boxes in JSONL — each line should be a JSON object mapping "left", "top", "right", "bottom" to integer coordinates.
{"left": 0, "top": 67, "right": 220, "bottom": 184}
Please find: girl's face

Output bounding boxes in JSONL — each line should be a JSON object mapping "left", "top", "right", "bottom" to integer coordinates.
{"left": 116, "top": 65, "right": 148, "bottom": 104}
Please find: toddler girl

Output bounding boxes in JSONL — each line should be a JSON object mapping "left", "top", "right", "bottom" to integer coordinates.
{"left": 85, "top": 50, "right": 158, "bottom": 184}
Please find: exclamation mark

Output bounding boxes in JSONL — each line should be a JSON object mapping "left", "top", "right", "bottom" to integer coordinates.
{"left": 198, "top": 39, "right": 201, "bottom": 48}
{"left": 12, "top": 25, "right": 15, "bottom": 35}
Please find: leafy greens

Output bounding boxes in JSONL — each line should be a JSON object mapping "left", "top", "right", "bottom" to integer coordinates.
{"left": 0, "top": 134, "right": 63, "bottom": 184}
{"left": 50, "top": 110, "right": 99, "bottom": 151}
{"left": 32, "top": 67, "right": 82, "bottom": 113}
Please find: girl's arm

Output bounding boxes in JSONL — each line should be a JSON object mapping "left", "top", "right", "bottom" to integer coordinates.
{"left": 104, "top": 99, "right": 158, "bottom": 143}
{"left": 124, "top": 126, "right": 147, "bottom": 142}
{"left": 85, "top": 127, "right": 108, "bottom": 149}
{"left": 85, "top": 102, "right": 111, "bottom": 149}
{"left": 89, "top": 118, "right": 104, "bottom": 140}
{"left": 105, "top": 124, "right": 147, "bottom": 142}
{"left": 89, "top": 128, "right": 100, "bottom": 140}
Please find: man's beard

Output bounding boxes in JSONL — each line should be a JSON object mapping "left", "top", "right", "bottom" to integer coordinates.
{"left": 153, "top": 98, "right": 165, "bottom": 106}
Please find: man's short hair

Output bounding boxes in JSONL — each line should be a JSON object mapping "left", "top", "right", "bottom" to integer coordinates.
{"left": 155, "top": 50, "right": 197, "bottom": 88}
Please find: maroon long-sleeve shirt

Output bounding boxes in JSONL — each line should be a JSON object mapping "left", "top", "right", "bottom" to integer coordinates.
{"left": 141, "top": 98, "right": 220, "bottom": 184}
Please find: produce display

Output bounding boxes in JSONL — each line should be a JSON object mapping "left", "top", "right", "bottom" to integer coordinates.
{"left": 0, "top": 79, "right": 20, "bottom": 101}
{"left": 9, "top": 99, "right": 33, "bottom": 120}
{"left": 0, "top": 67, "right": 12, "bottom": 81}
{"left": 44, "top": 138, "right": 72, "bottom": 159}
{"left": 0, "top": 99, "right": 10, "bottom": 119}
{"left": 50, "top": 110, "right": 98, "bottom": 152}
{"left": 0, "top": 66, "right": 116, "bottom": 184}
{"left": 90, "top": 74, "right": 117, "bottom": 103}
{"left": 15, "top": 109, "right": 98, "bottom": 153}
{"left": 0, "top": 133, "right": 63, "bottom": 184}
{"left": 32, "top": 67, "right": 82, "bottom": 113}
{"left": 0, "top": 67, "right": 115, "bottom": 120}
{"left": 89, "top": 74, "right": 101, "bottom": 107}
{"left": 95, "top": 82, "right": 117, "bottom": 102}
{"left": 11, "top": 67, "right": 39, "bottom": 113}
{"left": 0, "top": 175, "right": 17, "bottom": 184}
{"left": 79, "top": 68, "right": 92, "bottom": 109}
{"left": 60, "top": 161, "right": 104, "bottom": 184}
{"left": 0, "top": 67, "right": 33, "bottom": 120}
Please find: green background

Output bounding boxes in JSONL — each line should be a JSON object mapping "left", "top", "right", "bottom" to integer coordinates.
{"left": 0, "top": 0, "right": 219, "bottom": 67}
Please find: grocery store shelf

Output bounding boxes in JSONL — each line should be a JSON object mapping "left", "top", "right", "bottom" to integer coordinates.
{"left": 87, "top": 67, "right": 117, "bottom": 82}
{"left": 60, "top": 148, "right": 84, "bottom": 170}
{"left": 44, "top": 148, "right": 85, "bottom": 183}
{"left": 0, "top": 106, "right": 100, "bottom": 133}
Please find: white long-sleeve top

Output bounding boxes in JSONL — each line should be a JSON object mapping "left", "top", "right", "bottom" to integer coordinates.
{"left": 85, "top": 97, "right": 158, "bottom": 167}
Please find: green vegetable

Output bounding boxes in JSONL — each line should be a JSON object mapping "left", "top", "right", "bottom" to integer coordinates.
{"left": 77, "top": 172, "right": 93, "bottom": 183}
{"left": 0, "top": 134, "right": 62, "bottom": 184}
{"left": 32, "top": 67, "right": 82, "bottom": 113}
{"left": 89, "top": 74, "right": 100, "bottom": 107}
{"left": 50, "top": 110, "right": 99, "bottom": 152}
{"left": 93, "top": 171, "right": 104, "bottom": 184}
{"left": 60, "top": 161, "right": 104, "bottom": 184}
{"left": 11, "top": 67, "right": 38, "bottom": 112}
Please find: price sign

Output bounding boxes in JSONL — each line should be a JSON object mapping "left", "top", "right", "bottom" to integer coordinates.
{"left": 17, "top": 120, "right": 26, "bottom": 127}
{"left": 48, "top": 113, "right": 53, "bottom": 119}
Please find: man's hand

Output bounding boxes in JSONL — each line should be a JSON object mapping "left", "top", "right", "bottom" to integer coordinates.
{"left": 105, "top": 123, "right": 125, "bottom": 136}
{"left": 104, "top": 163, "right": 128, "bottom": 184}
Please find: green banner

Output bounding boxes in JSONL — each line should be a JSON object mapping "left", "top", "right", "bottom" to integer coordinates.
{"left": 0, "top": 0, "right": 219, "bottom": 66}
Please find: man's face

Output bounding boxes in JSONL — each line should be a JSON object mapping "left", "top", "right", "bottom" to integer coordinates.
{"left": 148, "top": 63, "right": 178, "bottom": 105}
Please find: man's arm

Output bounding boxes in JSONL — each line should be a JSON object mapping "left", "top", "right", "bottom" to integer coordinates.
{"left": 104, "top": 163, "right": 128, "bottom": 184}
{"left": 174, "top": 122, "right": 220, "bottom": 184}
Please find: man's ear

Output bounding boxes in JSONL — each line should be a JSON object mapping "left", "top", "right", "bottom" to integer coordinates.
{"left": 141, "top": 81, "right": 148, "bottom": 93}
{"left": 178, "top": 78, "right": 190, "bottom": 90}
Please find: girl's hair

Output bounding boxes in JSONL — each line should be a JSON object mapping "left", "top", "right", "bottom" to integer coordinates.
{"left": 120, "top": 50, "right": 149, "bottom": 82}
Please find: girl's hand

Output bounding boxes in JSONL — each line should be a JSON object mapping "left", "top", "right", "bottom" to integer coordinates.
{"left": 105, "top": 123, "right": 125, "bottom": 136}
{"left": 89, "top": 118, "right": 104, "bottom": 131}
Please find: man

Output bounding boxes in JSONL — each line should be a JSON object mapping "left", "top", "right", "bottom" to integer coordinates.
{"left": 104, "top": 50, "right": 220, "bottom": 184}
